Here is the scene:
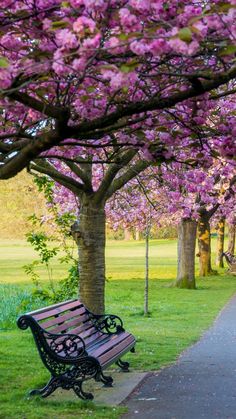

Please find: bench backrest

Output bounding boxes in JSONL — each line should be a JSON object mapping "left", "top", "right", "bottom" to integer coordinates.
{"left": 25, "top": 299, "right": 102, "bottom": 346}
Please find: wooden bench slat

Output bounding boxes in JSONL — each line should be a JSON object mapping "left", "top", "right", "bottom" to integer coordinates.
{"left": 48, "top": 313, "right": 90, "bottom": 334}
{"left": 85, "top": 333, "right": 110, "bottom": 349}
{"left": 25, "top": 299, "right": 77, "bottom": 317}
{"left": 88, "top": 332, "right": 131, "bottom": 358}
{"left": 40, "top": 306, "right": 87, "bottom": 329}
{"left": 99, "top": 335, "right": 135, "bottom": 366}
{"left": 33, "top": 300, "right": 83, "bottom": 321}
{"left": 69, "top": 321, "right": 96, "bottom": 336}
{"left": 79, "top": 327, "right": 101, "bottom": 340}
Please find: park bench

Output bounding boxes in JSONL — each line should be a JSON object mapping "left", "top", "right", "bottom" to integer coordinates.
{"left": 17, "top": 299, "right": 135, "bottom": 400}
{"left": 223, "top": 251, "right": 236, "bottom": 275}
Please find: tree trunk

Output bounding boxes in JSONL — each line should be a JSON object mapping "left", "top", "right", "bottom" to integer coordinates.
{"left": 197, "top": 215, "right": 214, "bottom": 276}
{"left": 135, "top": 229, "right": 140, "bottom": 241}
{"left": 228, "top": 223, "right": 236, "bottom": 254}
{"left": 77, "top": 195, "right": 106, "bottom": 314}
{"left": 124, "top": 228, "right": 131, "bottom": 240}
{"left": 216, "top": 217, "right": 225, "bottom": 267}
{"left": 175, "top": 218, "right": 197, "bottom": 289}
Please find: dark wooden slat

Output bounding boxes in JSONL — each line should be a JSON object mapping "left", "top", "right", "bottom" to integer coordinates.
{"left": 99, "top": 335, "right": 135, "bottom": 366}
{"left": 33, "top": 300, "right": 83, "bottom": 321}
{"left": 84, "top": 332, "right": 108, "bottom": 348}
{"left": 80, "top": 326, "right": 100, "bottom": 340}
{"left": 88, "top": 332, "right": 131, "bottom": 358}
{"left": 49, "top": 313, "right": 90, "bottom": 334}
{"left": 69, "top": 321, "right": 95, "bottom": 336}
{"left": 26, "top": 299, "right": 77, "bottom": 317}
{"left": 100, "top": 339, "right": 135, "bottom": 368}
{"left": 40, "top": 306, "right": 87, "bottom": 330}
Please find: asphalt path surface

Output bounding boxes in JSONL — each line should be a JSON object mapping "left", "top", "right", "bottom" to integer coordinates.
{"left": 123, "top": 294, "right": 236, "bottom": 419}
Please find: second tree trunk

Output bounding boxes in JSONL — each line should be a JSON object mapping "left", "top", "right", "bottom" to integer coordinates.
{"left": 216, "top": 217, "right": 225, "bottom": 267}
{"left": 197, "top": 214, "right": 214, "bottom": 276}
{"left": 228, "top": 223, "right": 235, "bottom": 254}
{"left": 176, "top": 218, "right": 197, "bottom": 289}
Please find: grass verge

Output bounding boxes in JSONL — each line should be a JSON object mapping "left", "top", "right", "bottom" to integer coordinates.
{"left": 0, "top": 239, "right": 235, "bottom": 418}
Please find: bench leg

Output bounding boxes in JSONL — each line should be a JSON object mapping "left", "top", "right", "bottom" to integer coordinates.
{"left": 116, "top": 359, "right": 130, "bottom": 372}
{"left": 29, "top": 376, "right": 61, "bottom": 398}
{"left": 73, "top": 381, "right": 94, "bottom": 400}
{"left": 99, "top": 371, "right": 113, "bottom": 387}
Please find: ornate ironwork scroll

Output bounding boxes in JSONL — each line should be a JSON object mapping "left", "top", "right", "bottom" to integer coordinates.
{"left": 88, "top": 313, "right": 124, "bottom": 334}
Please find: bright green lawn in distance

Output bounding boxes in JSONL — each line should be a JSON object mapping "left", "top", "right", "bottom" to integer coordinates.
{"left": 0, "top": 237, "right": 221, "bottom": 283}
{"left": 1, "top": 238, "right": 236, "bottom": 419}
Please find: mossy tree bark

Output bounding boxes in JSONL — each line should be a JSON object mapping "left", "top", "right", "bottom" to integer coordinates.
{"left": 216, "top": 217, "right": 225, "bottom": 267}
{"left": 77, "top": 195, "right": 106, "bottom": 314}
{"left": 228, "top": 223, "right": 235, "bottom": 254}
{"left": 197, "top": 213, "right": 214, "bottom": 276}
{"left": 175, "top": 218, "right": 197, "bottom": 289}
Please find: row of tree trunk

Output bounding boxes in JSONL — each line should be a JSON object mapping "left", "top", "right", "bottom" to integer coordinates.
{"left": 176, "top": 217, "right": 235, "bottom": 289}
{"left": 76, "top": 196, "right": 235, "bottom": 313}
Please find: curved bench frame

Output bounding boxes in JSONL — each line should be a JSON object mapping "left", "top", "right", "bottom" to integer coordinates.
{"left": 17, "top": 299, "right": 135, "bottom": 400}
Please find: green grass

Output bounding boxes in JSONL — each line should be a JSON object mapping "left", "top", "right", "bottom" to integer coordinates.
{"left": 1, "top": 238, "right": 236, "bottom": 419}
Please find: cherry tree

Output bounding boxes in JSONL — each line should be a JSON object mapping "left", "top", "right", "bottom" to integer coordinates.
{"left": 54, "top": 173, "right": 173, "bottom": 315}
{"left": 160, "top": 159, "right": 236, "bottom": 281}
{"left": 1, "top": 1, "right": 236, "bottom": 311}
{"left": 1, "top": 1, "right": 236, "bottom": 178}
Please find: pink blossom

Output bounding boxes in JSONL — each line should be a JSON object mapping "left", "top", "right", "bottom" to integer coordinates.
{"left": 73, "top": 17, "right": 96, "bottom": 34}
{"left": 119, "top": 8, "right": 138, "bottom": 28}
{"left": 56, "top": 29, "right": 78, "bottom": 49}
{"left": 0, "top": 68, "right": 11, "bottom": 89}
{"left": 130, "top": 40, "right": 150, "bottom": 55}
{"left": 149, "top": 39, "right": 169, "bottom": 55}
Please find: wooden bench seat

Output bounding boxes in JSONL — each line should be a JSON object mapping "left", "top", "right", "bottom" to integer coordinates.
{"left": 17, "top": 299, "right": 135, "bottom": 400}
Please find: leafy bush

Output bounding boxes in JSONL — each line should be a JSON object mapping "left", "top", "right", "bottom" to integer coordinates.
{"left": 23, "top": 175, "right": 79, "bottom": 304}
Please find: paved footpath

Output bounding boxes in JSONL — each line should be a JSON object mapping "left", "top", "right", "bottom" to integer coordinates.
{"left": 123, "top": 294, "right": 236, "bottom": 419}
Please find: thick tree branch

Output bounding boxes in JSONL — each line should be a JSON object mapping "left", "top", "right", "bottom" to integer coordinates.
{"left": 207, "top": 175, "right": 236, "bottom": 218}
{"left": 6, "top": 91, "right": 69, "bottom": 120}
{"left": 94, "top": 149, "right": 137, "bottom": 204}
{"left": 64, "top": 161, "right": 93, "bottom": 191}
{"left": 0, "top": 131, "right": 65, "bottom": 179}
{"left": 1, "top": 66, "right": 236, "bottom": 180}
{"left": 30, "top": 160, "right": 86, "bottom": 196}
{"left": 106, "top": 159, "right": 150, "bottom": 199}
{"left": 68, "top": 65, "right": 236, "bottom": 138}
{"left": 211, "top": 88, "right": 236, "bottom": 100}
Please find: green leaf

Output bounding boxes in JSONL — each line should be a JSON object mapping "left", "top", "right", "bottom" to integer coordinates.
{"left": 120, "top": 62, "right": 138, "bottom": 73}
{"left": 219, "top": 44, "right": 236, "bottom": 56}
{"left": 51, "top": 20, "right": 68, "bottom": 30}
{"left": 119, "top": 33, "right": 129, "bottom": 41}
{"left": 178, "top": 27, "right": 192, "bottom": 43}
{"left": 0, "top": 56, "right": 9, "bottom": 68}
{"left": 87, "top": 86, "right": 96, "bottom": 93}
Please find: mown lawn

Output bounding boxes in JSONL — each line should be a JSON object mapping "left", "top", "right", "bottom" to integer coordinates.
{"left": 1, "top": 238, "right": 236, "bottom": 419}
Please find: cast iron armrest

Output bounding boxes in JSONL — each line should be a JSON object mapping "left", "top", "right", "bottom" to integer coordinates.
{"left": 17, "top": 315, "right": 86, "bottom": 363}
{"left": 88, "top": 313, "right": 125, "bottom": 334}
